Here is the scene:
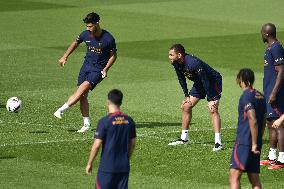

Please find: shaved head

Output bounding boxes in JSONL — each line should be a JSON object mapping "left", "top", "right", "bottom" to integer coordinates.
{"left": 261, "top": 23, "right": 277, "bottom": 43}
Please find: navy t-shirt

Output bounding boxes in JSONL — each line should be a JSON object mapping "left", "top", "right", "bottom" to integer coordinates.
{"left": 76, "top": 29, "right": 117, "bottom": 71}
{"left": 173, "top": 54, "right": 222, "bottom": 99}
{"left": 263, "top": 41, "right": 284, "bottom": 99}
{"left": 236, "top": 89, "right": 266, "bottom": 146}
{"left": 95, "top": 112, "right": 136, "bottom": 173}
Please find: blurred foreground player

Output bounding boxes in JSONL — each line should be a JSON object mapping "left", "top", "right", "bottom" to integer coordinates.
{"left": 86, "top": 89, "right": 136, "bottom": 189}
{"left": 229, "top": 69, "right": 266, "bottom": 189}
{"left": 168, "top": 44, "right": 223, "bottom": 151}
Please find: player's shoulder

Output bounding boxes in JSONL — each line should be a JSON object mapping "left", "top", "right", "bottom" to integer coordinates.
{"left": 270, "top": 41, "right": 284, "bottom": 51}
{"left": 102, "top": 29, "right": 115, "bottom": 40}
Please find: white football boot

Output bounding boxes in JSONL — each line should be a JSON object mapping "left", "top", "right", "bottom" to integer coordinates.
{"left": 54, "top": 110, "right": 63, "bottom": 119}
{"left": 77, "top": 124, "right": 90, "bottom": 133}
{"left": 168, "top": 139, "right": 189, "bottom": 146}
{"left": 213, "top": 143, "right": 223, "bottom": 151}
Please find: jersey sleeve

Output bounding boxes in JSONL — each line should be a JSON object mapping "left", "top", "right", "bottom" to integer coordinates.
{"left": 108, "top": 37, "right": 117, "bottom": 52}
{"left": 173, "top": 63, "right": 189, "bottom": 97}
{"left": 128, "top": 117, "right": 137, "bottom": 139}
{"left": 243, "top": 94, "right": 255, "bottom": 113}
{"left": 75, "top": 31, "right": 85, "bottom": 44}
{"left": 271, "top": 44, "right": 284, "bottom": 66}
{"left": 94, "top": 119, "right": 107, "bottom": 140}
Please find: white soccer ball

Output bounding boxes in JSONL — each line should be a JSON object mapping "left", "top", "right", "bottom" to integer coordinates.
{"left": 6, "top": 97, "right": 22, "bottom": 113}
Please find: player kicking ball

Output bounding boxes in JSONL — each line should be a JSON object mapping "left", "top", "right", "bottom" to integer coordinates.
{"left": 167, "top": 44, "right": 223, "bottom": 151}
{"left": 229, "top": 69, "right": 266, "bottom": 189}
{"left": 54, "top": 12, "right": 117, "bottom": 133}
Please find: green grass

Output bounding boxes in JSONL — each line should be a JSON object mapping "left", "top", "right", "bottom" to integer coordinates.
{"left": 1, "top": 0, "right": 284, "bottom": 188}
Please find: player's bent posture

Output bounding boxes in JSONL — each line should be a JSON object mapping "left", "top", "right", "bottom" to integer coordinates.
{"left": 168, "top": 44, "right": 223, "bottom": 151}
{"left": 260, "top": 23, "right": 284, "bottom": 169}
{"left": 86, "top": 89, "right": 136, "bottom": 189}
{"left": 229, "top": 69, "right": 266, "bottom": 189}
{"left": 54, "top": 12, "right": 117, "bottom": 133}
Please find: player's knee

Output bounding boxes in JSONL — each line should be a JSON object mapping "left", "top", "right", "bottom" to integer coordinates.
{"left": 182, "top": 102, "right": 193, "bottom": 112}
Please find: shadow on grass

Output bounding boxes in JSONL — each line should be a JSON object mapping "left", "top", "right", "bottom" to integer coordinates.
{"left": 0, "top": 156, "right": 16, "bottom": 160}
{"left": 29, "top": 130, "right": 49, "bottom": 134}
{"left": 0, "top": 104, "right": 6, "bottom": 109}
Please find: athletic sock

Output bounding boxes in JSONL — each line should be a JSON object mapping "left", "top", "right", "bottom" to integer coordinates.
{"left": 180, "top": 130, "right": 189, "bottom": 141}
{"left": 268, "top": 148, "right": 277, "bottom": 160}
{"left": 278, "top": 152, "right": 284, "bottom": 163}
{"left": 58, "top": 103, "right": 69, "bottom": 113}
{"left": 215, "top": 133, "right": 221, "bottom": 144}
{"left": 83, "top": 117, "right": 90, "bottom": 126}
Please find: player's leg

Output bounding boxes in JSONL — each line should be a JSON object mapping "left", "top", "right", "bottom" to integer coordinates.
{"left": 229, "top": 169, "right": 242, "bottom": 189}
{"left": 260, "top": 120, "right": 278, "bottom": 165}
{"left": 247, "top": 173, "right": 262, "bottom": 189}
{"left": 168, "top": 95, "right": 200, "bottom": 145}
{"left": 54, "top": 81, "right": 91, "bottom": 119}
{"left": 77, "top": 91, "right": 91, "bottom": 133}
{"left": 207, "top": 100, "right": 222, "bottom": 151}
{"left": 268, "top": 123, "right": 284, "bottom": 169}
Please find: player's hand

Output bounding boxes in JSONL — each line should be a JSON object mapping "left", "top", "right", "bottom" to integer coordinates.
{"left": 251, "top": 144, "right": 260, "bottom": 155}
{"left": 86, "top": 164, "right": 93, "bottom": 175}
{"left": 207, "top": 100, "right": 218, "bottom": 113}
{"left": 268, "top": 93, "right": 276, "bottom": 104}
{"left": 58, "top": 57, "right": 67, "bottom": 67}
{"left": 101, "top": 69, "right": 107, "bottom": 79}
{"left": 181, "top": 97, "right": 191, "bottom": 108}
{"left": 272, "top": 118, "right": 284, "bottom": 128}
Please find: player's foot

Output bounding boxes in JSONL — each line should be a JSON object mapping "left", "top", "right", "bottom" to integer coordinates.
{"left": 268, "top": 161, "right": 284, "bottom": 170}
{"left": 53, "top": 110, "right": 63, "bottom": 119}
{"left": 77, "top": 124, "right": 90, "bottom": 133}
{"left": 213, "top": 143, "right": 223, "bottom": 151}
{"left": 168, "top": 139, "right": 189, "bottom": 146}
{"left": 260, "top": 158, "right": 276, "bottom": 165}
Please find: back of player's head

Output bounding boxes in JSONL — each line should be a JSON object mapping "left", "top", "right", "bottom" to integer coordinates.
{"left": 170, "top": 44, "right": 186, "bottom": 55}
{"left": 108, "top": 89, "right": 123, "bottom": 106}
{"left": 263, "top": 23, "right": 276, "bottom": 38}
{"left": 236, "top": 68, "right": 255, "bottom": 87}
{"left": 83, "top": 12, "right": 100, "bottom": 24}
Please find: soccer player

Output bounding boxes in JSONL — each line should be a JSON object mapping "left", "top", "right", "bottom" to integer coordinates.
{"left": 54, "top": 12, "right": 117, "bottom": 133}
{"left": 260, "top": 23, "right": 284, "bottom": 169}
{"left": 229, "top": 69, "right": 266, "bottom": 189}
{"left": 86, "top": 89, "right": 136, "bottom": 189}
{"left": 168, "top": 44, "right": 223, "bottom": 151}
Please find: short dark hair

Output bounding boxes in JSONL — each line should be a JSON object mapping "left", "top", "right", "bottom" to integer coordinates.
{"left": 236, "top": 68, "right": 255, "bottom": 87}
{"left": 170, "top": 44, "right": 186, "bottom": 55}
{"left": 264, "top": 23, "right": 276, "bottom": 38}
{"left": 108, "top": 89, "right": 123, "bottom": 106}
{"left": 83, "top": 12, "right": 100, "bottom": 24}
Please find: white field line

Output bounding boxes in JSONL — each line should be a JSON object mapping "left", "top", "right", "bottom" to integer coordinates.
{"left": 0, "top": 126, "right": 236, "bottom": 148}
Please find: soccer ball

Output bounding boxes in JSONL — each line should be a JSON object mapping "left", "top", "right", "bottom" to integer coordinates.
{"left": 6, "top": 97, "right": 22, "bottom": 113}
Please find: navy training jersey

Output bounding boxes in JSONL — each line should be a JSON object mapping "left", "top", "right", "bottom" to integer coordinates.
{"left": 76, "top": 29, "right": 117, "bottom": 71}
{"left": 173, "top": 54, "right": 222, "bottom": 99}
{"left": 236, "top": 89, "right": 266, "bottom": 146}
{"left": 263, "top": 41, "right": 284, "bottom": 99}
{"left": 95, "top": 112, "right": 136, "bottom": 173}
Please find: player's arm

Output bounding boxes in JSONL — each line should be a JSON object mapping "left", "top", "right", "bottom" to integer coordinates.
{"left": 128, "top": 138, "right": 136, "bottom": 158}
{"left": 261, "top": 114, "right": 267, "bottom": 136}
{"left": 86, "top": 138, "right": 103, "bottom": 175}
{"left": 58, "top": 41, "right": 79, "bottom": 67}
{"left": 247, "top": 109, "right": 260, "bottom": 154}
{"left": 101, "top": 51, "right": 117, "bottom": 78}
{"left": 173, "top": 64, "right": 189, "bottom": 97}
{"left": 269, "top": 65, "right": 284, "bottom": 104}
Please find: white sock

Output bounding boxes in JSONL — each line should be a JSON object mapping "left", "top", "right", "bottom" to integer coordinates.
{"left": 180, "top": 130, "right": 189, "bottom": 141}
{"left": 215, "top": 133, "right": 221, "bottom": 144}
{"left": 278, "top": 152, "right": 284, "bottom": 163}
{"left": 58, "top": 103, "right": 69, "bottom": 113}
{"left": 268, "top": 148, "right": 277, "bottom": 160}
{"left": 83, "top": 117, "right": 90, "bottom": 126}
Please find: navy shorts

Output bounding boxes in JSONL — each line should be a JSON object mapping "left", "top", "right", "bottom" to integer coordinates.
{"left": 189, "top": 78, "right": 222, "bottom": 101}
{"left": 230, "top": 142, "right": 260, "bottom": 173}
{"left": 96, "top": 172, "right": 129, "bottom": 189}
{"left": 77, "top": 67, "right": 103, "bottom": 90}
{"left": 266, "top": 102, "right": 284, "bottom": 121}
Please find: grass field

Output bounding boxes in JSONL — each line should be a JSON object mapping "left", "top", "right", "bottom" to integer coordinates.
{"left": 1, "top": 0, "right": 284, "bottom": 188}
